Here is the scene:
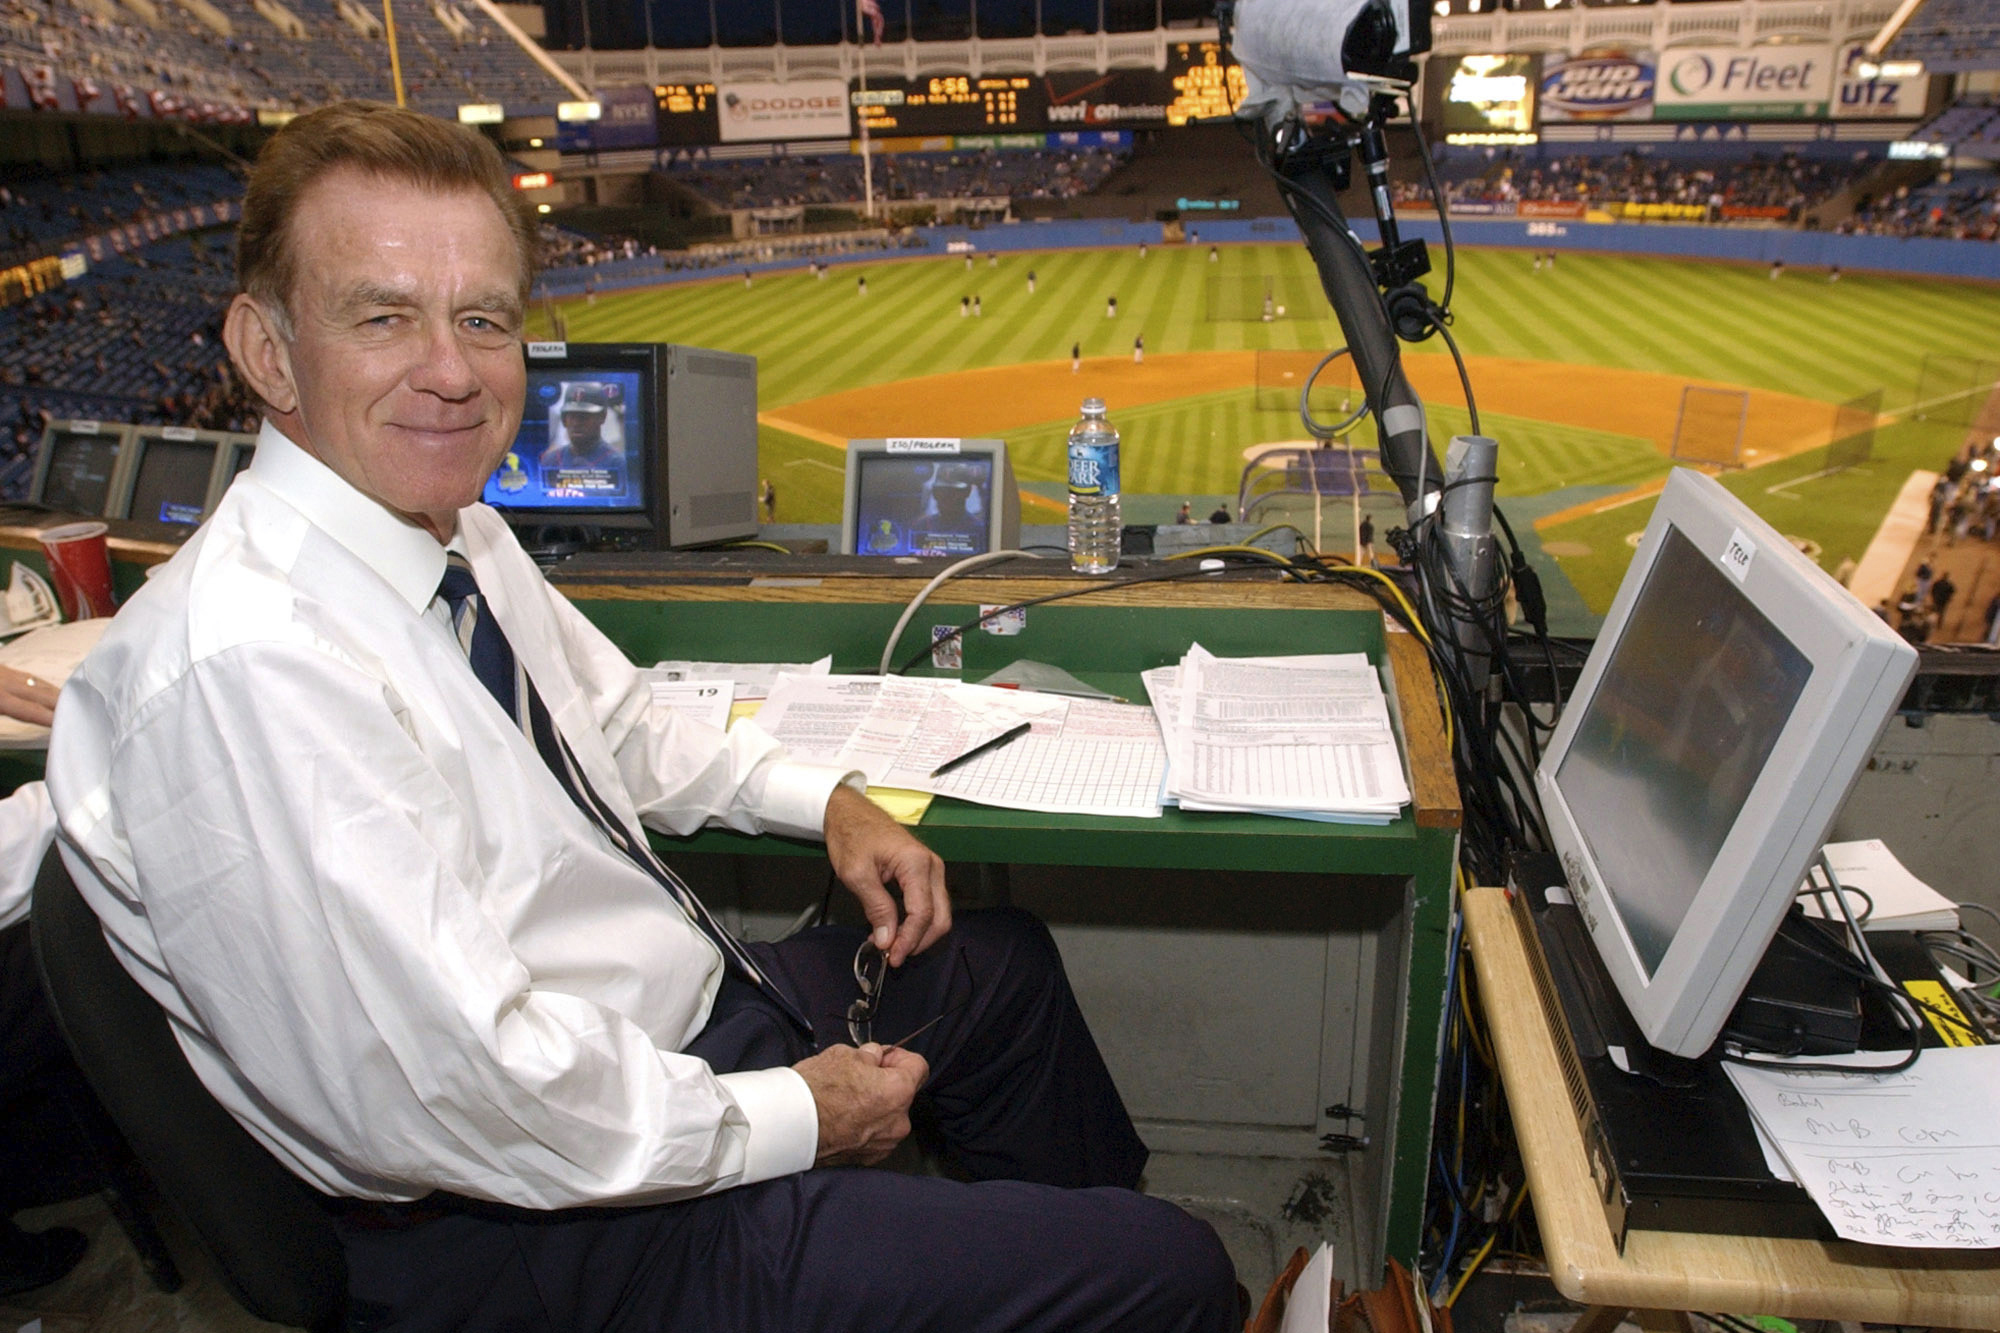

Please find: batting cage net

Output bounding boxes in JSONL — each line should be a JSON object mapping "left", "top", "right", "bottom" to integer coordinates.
{"left": 1253, "top": 348, "right": 1359, "bottom": 416}
{"left": 1827, "top": 389, "right": 1882, "bottom": 472}
{"left": 1671, "top": 386, "right": 1748, "bottom": 468}
{"left": 1914, "top": 354, "right": 2000, "bottom": 427}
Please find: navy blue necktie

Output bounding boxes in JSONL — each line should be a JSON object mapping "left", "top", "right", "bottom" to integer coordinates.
{"left": 435, "top": 555, "right": 811, "bottom": 1033}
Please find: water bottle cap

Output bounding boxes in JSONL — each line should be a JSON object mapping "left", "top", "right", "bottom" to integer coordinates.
{"left": 1081, "top": 397, "right": 1106, "bottom": 413}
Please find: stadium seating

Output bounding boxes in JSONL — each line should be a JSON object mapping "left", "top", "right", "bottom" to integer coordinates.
{"left": 1883, "top": 0, "right": 2000, "bottom": 72}
{"left": 0, "top": 230, "right": 251, "bottom": 495}
{"left": 1916, "top": 97, "right": 2000, "bottom": 151}
{"left": 0, "top": 162, "right": 241, "bottom": 269}
{"left": 1408, "top": 149, "right": 1872, "bottom": 219}
{"left": 656, "top": 146, "right": 1129, "bottom": 213}
{"left": 1843, "top": 170, "right": 2000, "bottom": 240}
{"left": 0, "top": 0, "right": 563, "bottom": 120}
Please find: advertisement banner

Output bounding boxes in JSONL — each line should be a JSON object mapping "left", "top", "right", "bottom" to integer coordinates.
{"left": 557, "top": 85, "right": 659, "bottom": 152}
{"left": 1720, "top": 204, "right": 1791, "bottom": 220}
{"left": 1833, "top": 42, "right": 1928, "bottom": 119}
{"left": 1655, "top": 46, "right": 1832, "bottom": 120}
{"left": 1431, "top": 54, "right": 1540, "bottom": 144}
{"left": 1445, "top": 200, "right": 1518, "bottom": 217}
{"left": 718, "top": 80, "right": 849, "bottom": 142}
{"left": 1519, "top": 199, "right": 1586, "bottom": 219}
{"left": 1540, "top": 50, "right": 1654, "bottom": 122}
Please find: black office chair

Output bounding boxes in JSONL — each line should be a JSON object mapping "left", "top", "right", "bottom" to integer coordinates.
{"left": 29, "top": 847, "right": 349, "bottom": 1332}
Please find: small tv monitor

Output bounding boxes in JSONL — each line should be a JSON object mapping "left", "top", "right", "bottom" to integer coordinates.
{"left": 840, "top": 439, "right": 1021, "bottom": 557}
{"left": 483, "top": 341, "right": 758, "bottom": 550}
{"left": 30, "top": 420, "right": 132, "bottom": 517}
{"left": 1535, "top": 468, "right": 1916, "bottom": 1058}
{"left": 113, "top": 426, "right": 221, "bottom": 529}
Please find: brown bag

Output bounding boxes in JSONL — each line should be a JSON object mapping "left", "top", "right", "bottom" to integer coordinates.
{"left": 1245, "top": 1252, "right": 1450, "bottom": 1333}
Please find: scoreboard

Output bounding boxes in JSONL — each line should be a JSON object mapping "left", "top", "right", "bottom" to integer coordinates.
{"left": 651, "top": 48, "right": 1246, "bottom": 145}
{"left": 854, "top": 75, "right": 1036, "bottom": 136}
{"left": 655, "top": 82, "right": 720, "bottom": 145}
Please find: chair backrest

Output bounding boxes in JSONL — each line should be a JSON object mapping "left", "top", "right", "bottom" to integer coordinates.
{"left": 30, "top": 847, "right": 348, "bottom": 1332}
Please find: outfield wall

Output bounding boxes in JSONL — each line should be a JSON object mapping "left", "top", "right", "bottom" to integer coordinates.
{"left": 533, "top": 212, "right": 1999, "bottom": 298}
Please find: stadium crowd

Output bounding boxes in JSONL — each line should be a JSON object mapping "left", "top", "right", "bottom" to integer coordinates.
{"left": 1403, "top": 150, "right": 1868, "bottom": 220}
{"left": 659, "top": 146, "right": 1130, "bottom": 212}
{"left": 1841, "top": 174, "right": 2000, "bottom": 241}
{"left": 0, "top": 162, "right": 240, "bottom": 268}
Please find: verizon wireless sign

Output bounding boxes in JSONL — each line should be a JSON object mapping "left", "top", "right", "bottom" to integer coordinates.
{"left": 1655, "top": 46, "right": 1831, "bottom": 119}
{"left": 717, "top": 80, "right": 850, "bottom": 142}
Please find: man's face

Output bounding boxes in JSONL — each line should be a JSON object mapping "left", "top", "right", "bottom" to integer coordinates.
{"left": 256, "top": 169, "right": 526, "bottom": 537}
{"left": 561, "top": 407, "right": 605, "bottom": 450}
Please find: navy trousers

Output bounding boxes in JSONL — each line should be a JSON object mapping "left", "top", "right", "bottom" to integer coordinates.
{"left": 336, "top": 907, "right": 1239, "bottom": 1332}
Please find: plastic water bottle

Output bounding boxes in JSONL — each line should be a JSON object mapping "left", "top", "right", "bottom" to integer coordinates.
{"left": 1067, "top": 397, "right": 1121, "bottom": 574}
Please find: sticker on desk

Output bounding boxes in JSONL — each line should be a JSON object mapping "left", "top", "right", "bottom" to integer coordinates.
{"left": 930, "top": 624, "right": 963, "bottom": 671}
{"left": 979, "top": 604, "right": 1025, "bottom": 636}
{"left": 1904, "top": 979, "right": 1983, "bottom": 1048}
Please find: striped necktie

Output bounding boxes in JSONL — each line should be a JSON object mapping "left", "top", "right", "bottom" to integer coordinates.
{"left": 435, "top": 554, "right": 810, "bottom": 1033}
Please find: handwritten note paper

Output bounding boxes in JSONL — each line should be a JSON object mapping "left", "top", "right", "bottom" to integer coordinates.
{"left": 1724, "top": 1045, "right": 2000, "bottom": 1247}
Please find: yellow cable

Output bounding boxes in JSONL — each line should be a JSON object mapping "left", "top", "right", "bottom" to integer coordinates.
{"left": 720, "top": 541, "right": 794, "bottom": 554}
{"left": 1164, "top": 543, "right": 1296, "bottom": 567}
{"left": 1443, "top": 1184, "right": 1531, "bottom": 1308}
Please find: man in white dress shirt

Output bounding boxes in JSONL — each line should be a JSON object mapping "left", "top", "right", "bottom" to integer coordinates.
{"left": 45, "top": 102, "right": 1235, "bottom": 1331}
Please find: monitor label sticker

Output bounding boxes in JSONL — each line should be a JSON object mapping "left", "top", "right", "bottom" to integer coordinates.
{"left": 160, "top": 425, "right": 199, "bottom": 441}
{"left": 527, "top": 341, "right": 568, "bottom": 358}
{"left": 1721, "top": 528, "right": 1756, "bottom": 584}
{"left": 887, "top": 438, "right": 962, "bottom": 454}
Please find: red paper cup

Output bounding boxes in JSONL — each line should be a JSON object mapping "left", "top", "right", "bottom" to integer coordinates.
{"left": 39, "top": 521, "right": 117, "bottom": 620}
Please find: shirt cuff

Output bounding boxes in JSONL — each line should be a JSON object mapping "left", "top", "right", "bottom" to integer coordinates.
{"left": 717, "top": 1065, "right": 819, "bottom": 1184}
{"left": 756, "top": 761, "right": 865, "bottom": 841}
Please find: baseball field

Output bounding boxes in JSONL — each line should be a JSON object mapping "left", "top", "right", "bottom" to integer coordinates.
{"left": 526, "top": 242, "right": 2000, "bottom": 621}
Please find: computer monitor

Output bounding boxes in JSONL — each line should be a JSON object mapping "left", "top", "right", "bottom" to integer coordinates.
{"left": 1535, "top": 468, "right": 1917, "bottom": 1058}
{"left": 482, "top": 341, "right": 758, "bottom": 550}
{"left": 840, "top": 439, "right": 1021, "bottom": 557}
{"left": 30, "top": 420, "right": 133, "bottom": 517}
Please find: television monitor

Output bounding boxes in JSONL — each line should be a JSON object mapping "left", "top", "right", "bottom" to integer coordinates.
{"left": 483, "top": 341, "right": 758, "bottom": 550}
{"left": 1534, "top": 468, "right": 1916, "bottom": 1058}
{"left": 113, "top": 427, "right": 222, "bottom": 529}
{"left": 840, "top": 439, "right": 1021, "bottom": 557}
{"left": 30, "top": 420, "right": 132, "bottom": 517}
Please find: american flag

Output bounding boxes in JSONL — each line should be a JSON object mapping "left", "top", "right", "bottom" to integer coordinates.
{"left": 856, "top": 0, "right": 885, "bottom": 45}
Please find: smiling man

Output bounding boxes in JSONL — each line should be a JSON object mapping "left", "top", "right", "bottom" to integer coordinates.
{"left": 45, "top": 103, "right": 1235, "bottom": 1332}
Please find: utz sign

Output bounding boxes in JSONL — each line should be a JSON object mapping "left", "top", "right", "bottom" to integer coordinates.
{"left": 1834, "top": 43, "right": 1927, "bottom": 119}
{"left": 1541, "top": 51, "right": 1655, "bottom": 122}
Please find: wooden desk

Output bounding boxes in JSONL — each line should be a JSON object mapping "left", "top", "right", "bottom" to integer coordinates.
{"left": 1462, "top": 885, "right": 2000, "bottom": 1329}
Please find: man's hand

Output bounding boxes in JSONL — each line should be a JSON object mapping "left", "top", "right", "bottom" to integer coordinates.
{"left": 0, "top": 666, "right": 58, "bottom": 728}
{"left": 823, "top": 783, "right": 949, "bottom": 966}
{"left": 795, "top": 1042, "right": 927, "bottom": 1166}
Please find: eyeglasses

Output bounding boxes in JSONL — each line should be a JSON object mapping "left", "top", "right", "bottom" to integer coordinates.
{"left": 845, "top": 938, "right": 976, "bottom": 1053}
{"left": 847, "top": 939, "right": 888, "bottom": 1046}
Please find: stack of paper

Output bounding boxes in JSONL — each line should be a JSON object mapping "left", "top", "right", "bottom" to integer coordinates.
{"left": 753, "top": 674, "right": 1169, "bottom": 819}
{"left": 1803, "top": 839, "right": 1960, "bottom": 933}
{"left": 1725, "top": 1046, "right": 2000, "bottom": 1247}
{"left": 1142, "top": 645, "right": 1410, "bottom": 825}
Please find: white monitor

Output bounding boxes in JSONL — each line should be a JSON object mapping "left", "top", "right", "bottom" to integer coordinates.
{"left": 1534, "top": 468, "right": 1917, "bottom": 1058}
{"left": 841, "top": 438, "right": 1021, "bottom": 558}
{"left": 30, "top": 419, "right": 133, "bottom": 517}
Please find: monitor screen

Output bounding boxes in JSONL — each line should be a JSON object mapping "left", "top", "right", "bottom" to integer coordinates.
{"left": 483, "top": 368, "right": 647, "bottom": 512}
{"left": 41, "top": 430, "right": 122, "bottom": 516}
{"left": 851, "top": 453, "right": 999, "bottom": 557}
{"left": 1535, "top": 468, "right": 1917, "bottom": 1057}
{"left": 128, "top": 436, "right": 218, "bottom": 527}
{"left": 1553, "top": 527, "right": 1812, "bottom": 978}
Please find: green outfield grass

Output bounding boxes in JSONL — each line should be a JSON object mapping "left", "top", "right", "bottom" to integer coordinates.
{"left": 533, "top": 244, "right": 2000, "bottom": 619}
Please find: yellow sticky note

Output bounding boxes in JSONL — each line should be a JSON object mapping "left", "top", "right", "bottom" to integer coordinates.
{"left": 865, "top": 787, "right": 934, "bottom": 826}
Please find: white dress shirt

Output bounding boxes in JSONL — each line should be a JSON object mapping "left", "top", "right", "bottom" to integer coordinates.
{"left": 0, "top": 780, "right": 55, "bottom": 931}
{"left": 46, "top": 422, "right": 852, "bottom": 1207}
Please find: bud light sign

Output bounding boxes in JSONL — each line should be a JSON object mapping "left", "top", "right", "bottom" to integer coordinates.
{"left": 1541, "top": 51, "right": 1655, "bottom": 122}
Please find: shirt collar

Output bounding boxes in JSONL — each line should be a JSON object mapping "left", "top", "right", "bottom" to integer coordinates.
{"left": 246, "top": 421, "right": 451, "bottom": 614}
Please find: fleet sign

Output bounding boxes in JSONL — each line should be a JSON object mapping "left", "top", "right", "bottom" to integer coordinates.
{"left": 1654, "top": 46, "right": 1832, "bottom": 120}
{"left": 717, "top": 80, "right": 850, "bottom": 142}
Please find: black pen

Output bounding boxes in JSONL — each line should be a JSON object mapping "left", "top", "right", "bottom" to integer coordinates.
{"left": 929, "top": 721, "right": 1032, "bottom": 778}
